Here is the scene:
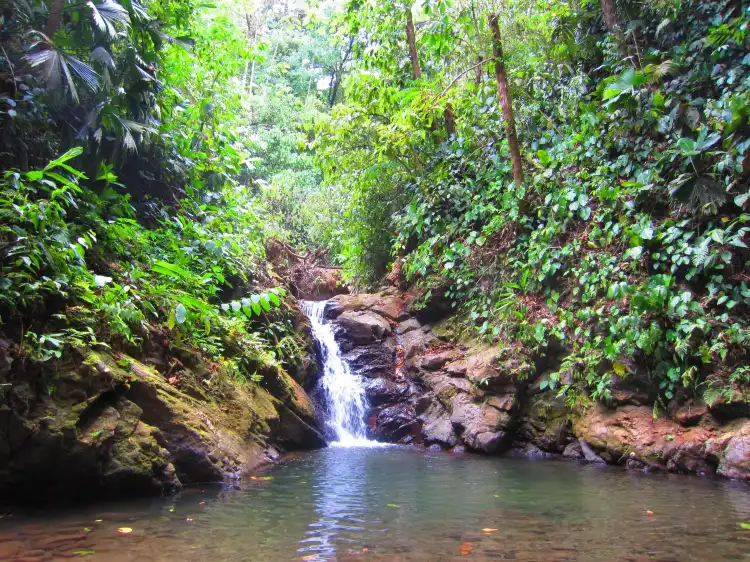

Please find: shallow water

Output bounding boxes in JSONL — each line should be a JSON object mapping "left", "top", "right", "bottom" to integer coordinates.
{"left": 2, "top": 447, "right": 750, "bottom": 561}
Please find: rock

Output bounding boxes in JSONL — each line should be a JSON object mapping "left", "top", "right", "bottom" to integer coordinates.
{"left": 706, "top": 419, "right": 750, "bottom": 480}
{"left": 579, "top": 439, "right": 607, "bottom": 463}
{"left": 572, "top": 404, "right": 715, "bottom": 474}
{"left": 0, "top": 541, "right": 22, "bottom": 558}
{"left": 520, "top": 392, "right": 569, "bottom": 453}
{"left": 419, "top": 399, "right": 458, "bottom": 448}
{"left": 363, "top": 378, "right": 408, "bottom": 406}
{"left": 325, "top": 292, "right": 415, "bottom": 322}
{"left": 562, "top": 441, "right": 583, "bottom": 460}
{"left": 417, "top": 349, "right": 462, "bottom": 371}
{"left": 372, "top": 403, "right": 417, "bottom": 442}
{"left": 671, "top": 399, "right": 709, "bottom": 426}
{"left": 401, "top": 329, "right": 436, "bottom": 361}
{"left": 0, "top": 349, "right": 324, "bottom": 504}
{"left": 464, "top": 346, "right": 532, "bottom": 393}
{"left": 444, "top": 361, "right": 467, "bottom": 377}
{"left": 396, "top": 318, "right": 422, "bottom": 335}
{"left": 343, "top": 343, "right": 395, "bottom": 378}
{"left": 450, "top": 394, "right": 510, "bottom": 453}
{"left": 333, "top": 311, "right": 391, "bottom": 346}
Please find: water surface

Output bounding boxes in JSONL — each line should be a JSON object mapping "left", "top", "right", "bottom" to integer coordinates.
{"left": 2, "top": 447, "right": 750, "bottom": 561}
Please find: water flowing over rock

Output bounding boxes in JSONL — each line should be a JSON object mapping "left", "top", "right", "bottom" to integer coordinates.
{"left": 302, "top": 300, "right": 378, "bottom": 446}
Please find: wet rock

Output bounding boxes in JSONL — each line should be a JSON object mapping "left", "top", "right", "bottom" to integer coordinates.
{"left": 363, "top": 378, "right": 408, "bottom": 406}
{"left": 450, "top": 394, "right": 510, "bottom": 453}
{"left": 562, "top": 440, "right": 583, "bottom": 460}
{"left": 579, "top": 440, "right": 607, "bottom": 463}
{"left": 419, "top": 399, "right": 458, "bottom": 448}
{"left": 343, "top": 343, "right": 395, "bottom": 379}
{"left": 373, "top": 403, "right": 418, "bottom": 442}
{"left": 706, "top": 419, "right": 750, "bottom": 480}
{"left": 520, "top": 392, "right": 569, "bottom": 453}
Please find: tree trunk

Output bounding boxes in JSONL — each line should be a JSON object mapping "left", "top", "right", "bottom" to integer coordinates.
{"left": 43, "top": 0, "right": 66, "bottom": 38}
{"left": 444, "top": 104, "right": 456, "bottom": 137}
{"left": 600, "top": 0, "right": 620, "bottom": 33}
{"left": 489, "top": 14, "right": 524, "bottom": 187}
{"left": 405, "top": 7, "right": 421, "bottom": 79}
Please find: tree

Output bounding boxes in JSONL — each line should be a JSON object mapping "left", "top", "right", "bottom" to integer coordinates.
{"left": 489, "top": 14, "right": 524, "bottom": 187}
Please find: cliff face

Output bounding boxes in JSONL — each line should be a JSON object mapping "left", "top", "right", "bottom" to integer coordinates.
{"left": 0, "top": 335, "right": 324, "bottom": 504}
{"left": 324, "top": 290, "right": 750, "bottom": 481}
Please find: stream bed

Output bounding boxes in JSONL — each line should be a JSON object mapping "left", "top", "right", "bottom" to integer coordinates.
{"left": 2, "top": 446, "right": 750, "bottom": 561}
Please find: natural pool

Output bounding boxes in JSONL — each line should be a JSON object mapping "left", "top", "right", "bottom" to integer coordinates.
{"left": 2, "top": 446, "right": 750, "bottom": 561}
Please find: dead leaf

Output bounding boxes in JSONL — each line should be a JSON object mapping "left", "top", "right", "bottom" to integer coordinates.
{"left": 481, "top": 528, "right": 498, "bottom": 533}
{"left": 646, "top": 510, "right": 654, "bottom": 516}
{"left": 459, "top": 542, "right": 473, "bottom": 556}
{"left": 117, "top": 527, "right": 132, "bottom": 534}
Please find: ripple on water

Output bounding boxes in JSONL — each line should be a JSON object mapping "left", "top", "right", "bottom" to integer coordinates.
{"left": 2, "top": 447, "right": 750, "bottom": 561}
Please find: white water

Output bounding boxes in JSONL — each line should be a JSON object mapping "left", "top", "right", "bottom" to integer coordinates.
{"left": 301, "top": 300, "right": 382, "bottom": 447}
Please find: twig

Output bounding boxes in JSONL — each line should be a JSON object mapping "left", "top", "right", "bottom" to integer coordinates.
{"left": 432, "top": 58, "right": 494, "bottom": 104}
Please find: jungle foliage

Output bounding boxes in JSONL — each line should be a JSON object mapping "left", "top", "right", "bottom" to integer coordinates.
{"left": 314, "top": 0, "right": 750, "bottom": 412}
{"left": 0, "top": 0, "right": 341, "bottom": 386}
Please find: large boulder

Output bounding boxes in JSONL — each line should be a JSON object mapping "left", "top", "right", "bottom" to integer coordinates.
{"left": 518, "top": 391, "right": 570, "bottom": 453}
{"left": 572, "top": 404, "right": 715, "bottom": 473}
{"left": 371, "top": 403, "right": 418, "bottom": 442}
{"left": 706, "top": 419, "right": 750, "bottom": 480}
{"left": 343, "top": 342, "right": 396, "bottom": 379}
{"left": 449, "top": 394, "right": 512, "bottom": 453}
{"left": 333, "top": 310, "right": 391, "bottom": 347}
{"left": 363, "top": 378, "right": 409, "bottom": 406}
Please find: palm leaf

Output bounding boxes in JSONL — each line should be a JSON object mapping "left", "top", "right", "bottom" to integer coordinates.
{"left": 91, "top": 46, "right": 116, "bottom": 70}
{"left": 25, "top": 49, "right": 100, "bottom": 102}
{"left": 88, "top": 0, "right": 131, "bottom": 38}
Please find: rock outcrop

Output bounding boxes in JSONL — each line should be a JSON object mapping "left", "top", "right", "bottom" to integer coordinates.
{"left": 325, "top": 290, "right": 750, "bottom": 480}
{"left": 0, "top": 346, "right": 324, "bottom": 504}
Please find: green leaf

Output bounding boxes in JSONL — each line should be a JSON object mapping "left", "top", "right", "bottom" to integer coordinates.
{"left": 537, "top": 149, "right": 551, "bottom": 166}
{"left": 152, "top": 261, "right": 193, "bottom": 279}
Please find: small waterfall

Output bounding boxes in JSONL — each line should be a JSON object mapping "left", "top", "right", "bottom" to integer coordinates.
{"left": 301, "top": 300, "right": 378, "bottom": 447}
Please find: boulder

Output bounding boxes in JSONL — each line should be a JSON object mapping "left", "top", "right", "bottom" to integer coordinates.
{"left": 419, "top": 399, "right": 458, "bottom": 448}
{"left": 572, "top": 404, "right": 715, "bottom": 474}
{"left": 519, "top": 392, "right": 569, "bottom": 453}
{"left": 450, "top": 394, "right": 511, "bottom": 453}
{"left": 464, "top": 346, "right": 532, "bottom": 393}
{"left": 401, "top": 329, "right": 436, "bottom": 362}
{"left": 363, "top": 378, "right": 409, "bottom": 406}
{"left": 706, "top": 419, "right": 750, "bottom": 480}
{"left": 372, "top": 403, "right": 418, "bottom": 442}
{"left": 333, "top": 310, "right": 391, "bottom": 347}
{"left": 343, "top": 343, "right": 395, "bottom": 379}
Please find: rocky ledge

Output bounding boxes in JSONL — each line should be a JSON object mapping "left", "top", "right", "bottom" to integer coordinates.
{"left": 324, "top": 290, "right": 750, "bottom": 481}
{"left": 0, "top": 343, "right": 324, "bottom": 504}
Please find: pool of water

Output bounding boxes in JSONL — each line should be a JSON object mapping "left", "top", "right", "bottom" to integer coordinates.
{"left": 2, "top": 447, "right": 750, "bottom": 561}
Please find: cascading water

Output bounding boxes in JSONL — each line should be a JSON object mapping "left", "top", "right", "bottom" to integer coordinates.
{"left": 301, "top": 300, "right": 379, "bottom": 447}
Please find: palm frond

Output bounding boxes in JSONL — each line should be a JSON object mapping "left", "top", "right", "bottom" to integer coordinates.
{"left": 91, "top": 46, "right": 116, "bottom": 70}
{"left": 25, "top": 48, "right": 100, "bottom": 102}
{"left": 88, "top": 0, "right": 131, "bottom": 38}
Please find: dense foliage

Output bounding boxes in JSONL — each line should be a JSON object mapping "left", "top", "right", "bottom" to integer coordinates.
{"left": 1, "top": 0, "right": 748, "bottom": 414}
{"left": 314, "top": 0, "right": 750, "bottom": 413}
{"left": 0, "top": 0, "right": 339, "bottom": 389}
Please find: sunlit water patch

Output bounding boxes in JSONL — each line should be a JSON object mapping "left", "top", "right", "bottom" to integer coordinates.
{"left": 2, "top": 447, "right": 750, "bottom": 561}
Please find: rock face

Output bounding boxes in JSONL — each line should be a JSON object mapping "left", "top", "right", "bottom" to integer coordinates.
{"left": 0, "top": 347, "right": 324, "bottom": 504}
{"left": 326, "top": 290, "right": 750, "bottom": 481}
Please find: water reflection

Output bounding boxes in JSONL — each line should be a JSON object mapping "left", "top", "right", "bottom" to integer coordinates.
{"left": 1, "top": 447, "right": 750, "bottom": 561}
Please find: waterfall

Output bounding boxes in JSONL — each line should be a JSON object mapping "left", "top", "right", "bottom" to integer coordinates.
{"left": 301, "top": 300, "right": 379, "bottom": 447}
